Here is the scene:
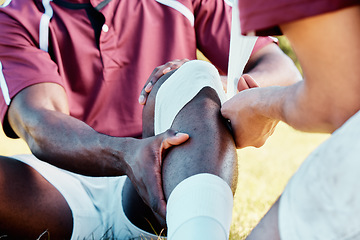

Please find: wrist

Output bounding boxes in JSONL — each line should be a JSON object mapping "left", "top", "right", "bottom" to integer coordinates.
{"left": 98, "top": 135, "right": 138, "bottom": 176}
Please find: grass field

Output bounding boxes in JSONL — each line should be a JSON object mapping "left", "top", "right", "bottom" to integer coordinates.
{"left": 0, "top": 122, "right": 329, "bottom": 239}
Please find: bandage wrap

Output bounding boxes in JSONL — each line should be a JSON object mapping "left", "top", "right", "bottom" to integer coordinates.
{"left": 154, "top": 60, "right": 226, "bottom": 135}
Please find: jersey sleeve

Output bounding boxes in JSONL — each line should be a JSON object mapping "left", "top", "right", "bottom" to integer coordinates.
{"left": 193, "top": 0, "right": 276, "bottom": 75}
{"left": 238, "top": 0, "right": 360, "bottom": 36}
{"left": 0, "top": 10, "right": 64, "bottom": 138}
{"left": 252, "top": 36, "right": 278, "bottom": 55}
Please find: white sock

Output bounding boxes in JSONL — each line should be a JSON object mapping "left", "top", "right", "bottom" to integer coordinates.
{"left": 166, "top": 173, "right": 234, "bottom": 240}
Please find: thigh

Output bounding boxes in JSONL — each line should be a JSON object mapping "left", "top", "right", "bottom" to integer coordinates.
{"left": 0, "top": 155, "right": 73, "bottom": 240}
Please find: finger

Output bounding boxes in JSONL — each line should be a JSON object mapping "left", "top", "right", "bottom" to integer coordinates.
{"left": 144, "top": 81, "right": 153, "bottom": 93}
{"left": 162, "top": 66, "right": 172, "bottom": 75}
{"left": 220, "top": 105, "right": 245, "bottom": 149}
{"left": 139, "top": 63, "right": 169, "bottom": 104}
{"left": 138, "top": 94, "right": 146, "bottom": 105}
{"left": 139, "top": 79, "right": 154, "bottom": 105}
{"left": 242, "top": 74, "right": 260, "bottom": 88}
{"left": 139, "top": 60, "right": 189, "bottom": 105}
{"left": 139, "top": 59, "right": 190, "bottom": 105}
{"left": 227, "top": 119, "right": 244, "bottom": 149}
{"left": 237, "top": 76, "right": 250, "bottom": 92}
{"left": 139, "top": 62, "right": 175, "bottom": 105}
{"left": 152, "top": 211, "right": 166, "bottom": 227}
{"left": 220, "top": 100, "right": 234, "bottom": 120}
{"left": 167, "top": 58, "right": 189, "bottom": 71}
{"left": 163, "top": 59, "right": 189, "bottom": 75}
{"left": 161, "top": 59, "right": 180, "bottom": 75}
{"left": 161, "top": 131, "right": 189, "bottom": 150}
{"left": 253, "top": 129, "right": 274, "bottom": 148}
{"left": 138, "top": 81, "right": 154, "bottom": 104}
{"left": 150, "top": 197, "right": 167, "bottom": 219}
{"left": 147, "top": 171, "right": 167, "bottom": 218}
{"left": 153, "top": 59, "right": 187, "bottom": 83}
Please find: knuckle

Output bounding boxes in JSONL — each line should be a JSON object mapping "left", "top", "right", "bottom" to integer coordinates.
{"left": 154, "top": 66, "right": 162, "bottom": 72}
{"left": 156, "top": 68, "right": 166, "bottom": 76}
{"left": 236, "top": 142, "right": 244, "bottom": 149}
{"left": 254, "top": 139, "right": 266, "bottom": 148}
{"left": 150, "top": 200, "right": 159, "bottom": 213}
{"left": 165, "top": 129, "right": 176, "bottom": 136}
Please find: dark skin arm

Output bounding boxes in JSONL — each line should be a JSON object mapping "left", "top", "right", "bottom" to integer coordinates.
{"left": 7, "top": 82, "right": 189, "bottom": 218}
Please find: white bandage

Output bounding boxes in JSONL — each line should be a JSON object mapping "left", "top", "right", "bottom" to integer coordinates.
{"left": 166, "top": 173, "right": 234, "bottom": 240}
{"left": 227, "top": 0, "right": 257, "bottom": 99}
{"left": 154, "top": 60, "right": 226, "bottom": 135}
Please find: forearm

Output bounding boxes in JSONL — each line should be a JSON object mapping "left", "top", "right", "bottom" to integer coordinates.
{"left": 273, "top": 5, "right": 360, "bottom": 133}
{"left": 253, "top": 81, "right": 354, "bottom": 133}
{"left": 10, "top": 108, "right": 135, "bottom": 176}
{"left": 244, "top": 43, "right": 302, "bottom": 88}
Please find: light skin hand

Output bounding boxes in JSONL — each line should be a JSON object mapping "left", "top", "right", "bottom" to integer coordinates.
{"left": 221, "top": 43, "right": 298, "bottom": 149}
{"left": 221, "top": 73, "right": 271, "bottom": 149}
{"left": 221, "top": 87, "right": 279, "bottom": 149}
{"left": 237, "top": 74, "right": 260, "bottom": 91}
{"left": 222, "top": 6, "right": 360, "bottom": 148}
{"left": 139, "top": 59, "right": 189, "bottom": 105}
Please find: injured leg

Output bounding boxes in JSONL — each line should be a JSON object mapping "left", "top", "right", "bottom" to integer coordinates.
{"left": 123, "top": 60, "right": 238, "bottom": 239}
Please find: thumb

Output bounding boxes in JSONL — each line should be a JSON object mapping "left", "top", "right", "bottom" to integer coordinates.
{"left": 242, "top": 74, "right": 260, "bottom": 88}
{"left": 220, "top": 100, "right": 233, "bottom": 120}
{"left": 161, "top": 130, "right": 189, "bottom": 150}
{"left": 237, "top": 76, "right": 250, "bottom": 92}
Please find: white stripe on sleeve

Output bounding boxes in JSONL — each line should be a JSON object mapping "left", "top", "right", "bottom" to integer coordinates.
{"left": 0, "top": 61, "right": 11, "bottom": 106}
{"left": 39, "top": 0, "right": 54, "bottom": 52}
{"left": 156, "top": 0, "right": 194, "bottom": 26}
{"left": 0, "top": 0, "right": 12, "bottom": 8}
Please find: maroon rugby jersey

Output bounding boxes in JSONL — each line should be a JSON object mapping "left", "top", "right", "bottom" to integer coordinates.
{"left": 238, "top": 0, "right": 360, "bottom": 36}
{"left": 0, "top": 0, "right": 273, "bottom": 138}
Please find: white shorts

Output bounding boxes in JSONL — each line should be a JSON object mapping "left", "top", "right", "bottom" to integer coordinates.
{"left": 11, "top": 154, "right": 161, "bottom": 240}
{"left": 279, "top": 110, "right": 360, "bottom": 240}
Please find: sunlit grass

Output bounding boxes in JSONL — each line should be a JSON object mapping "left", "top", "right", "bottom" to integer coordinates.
{"left": 0, "top": 125, "right": 30, "bottom": 155}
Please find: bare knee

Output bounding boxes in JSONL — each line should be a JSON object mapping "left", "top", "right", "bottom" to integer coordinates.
{"left": 162, "top": 87, "right": 238, "bottom": 197}
{"left": 141, "top": 64, "right": 238, "bottom": 199}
